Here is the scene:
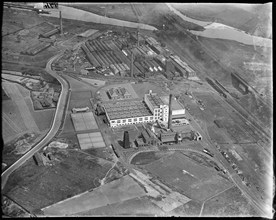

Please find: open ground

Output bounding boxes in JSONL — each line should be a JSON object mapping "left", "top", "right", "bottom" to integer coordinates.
{"left": 3, "top": 149, "right": 113, "bottom": 212}
{"left": 144, "top": 151, "right": 233, "bottom": 202}
{"left": 42, "top": 175, "right": 147, "bottom": 216}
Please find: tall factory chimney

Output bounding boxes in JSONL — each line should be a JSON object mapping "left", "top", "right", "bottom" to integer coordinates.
{"left": 130, "top": 50, "right": 134, "bottom": 77}
{"left": 59, "top": 11, "right": 63, "bottom": 35}
{"left": 123, "top": 131, "right": 130, "bottom": 149}
{"left": 168, "top": 94, "right": 173, "bottom": 130}
{"left": 137, "top": 28, "right": 139, "bottom": 47}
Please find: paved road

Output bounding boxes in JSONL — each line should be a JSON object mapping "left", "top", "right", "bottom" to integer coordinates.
{"left": 1, "top": 52, "right": 69, "bottom": 190}
{"left": 185, "top": 108, "right": 271, "bottom": 217}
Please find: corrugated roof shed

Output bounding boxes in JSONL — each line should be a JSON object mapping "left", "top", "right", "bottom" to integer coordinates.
{"left": 160, "top": 132, "right": 176, "bottom": 143}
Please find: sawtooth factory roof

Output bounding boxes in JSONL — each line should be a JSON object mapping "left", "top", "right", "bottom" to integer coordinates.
{"left": 103, "top": 100, "right": 152, "bottom": 120}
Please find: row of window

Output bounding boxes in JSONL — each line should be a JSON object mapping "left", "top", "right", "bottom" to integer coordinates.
{"left": 110, "top": 116, "right": 155, "bottom": 124}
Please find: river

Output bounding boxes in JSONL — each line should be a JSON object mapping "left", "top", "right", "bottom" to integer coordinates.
{"left": 166, "top": 3, "right": 272, "bottom": 48}
{"left": 40, "top": 5, "right": 157, "bottom": 31}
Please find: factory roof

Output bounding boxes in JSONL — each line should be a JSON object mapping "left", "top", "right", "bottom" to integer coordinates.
{"left": 103, "top": 100, "right": 152, "bottom": 120}
{"left": 141, "top": 129, "right": 151, "bottom": 142}
{"left": 145, "top": 93, "right": 165, "bottom": 109}
{"left": 130, "top": 32, "right": 145, "bottom": 41}
{"left": 171, "top": 124, "right": 193, "bottom": 133}
{"left": 107, "top": 87, "right": 131, "bottom": 98}
{"left": 145, "top": 36, "right": 159, "bottom": 45}
{"left": 40, "top": 28, "right": 59, "bottom": 38}
{"left": 136, "top": 138, "right": 146, "bottom": 146}
{"left": 160, "top": 96, "right": 184, "bottom": 111}
{"left": 160, "top": 132, "right": 176, "bottom": 142}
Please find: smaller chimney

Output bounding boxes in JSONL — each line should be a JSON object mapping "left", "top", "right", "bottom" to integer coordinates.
{"left": 131, "top": 50, "right": 134, "bottom": 77}
{"left": 168, "top": 94, "right": 173, "bottom": 129}
{"left": 59, "top": 11, "right": 63, "bottom": 35}
{"left": 123, "top": 131, "right": 130, "bottom": 149}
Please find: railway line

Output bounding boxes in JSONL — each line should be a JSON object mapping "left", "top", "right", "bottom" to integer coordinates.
{"left": 169, "top": 26, "right": 271, "bottom": 140}
{"left": 185, "top": 105, "right": 270, "bottom": 216}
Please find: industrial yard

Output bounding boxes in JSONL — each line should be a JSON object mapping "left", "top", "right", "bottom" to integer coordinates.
{"left": 2, "top": 2, "right": 272, "bottom": 218}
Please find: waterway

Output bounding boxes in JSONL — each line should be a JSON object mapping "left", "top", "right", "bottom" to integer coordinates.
{"left": 41, "top": 5, "right": 157, "bottom": 31}
{"left": 166, "top": 3, "right": 272, "bottom": 48}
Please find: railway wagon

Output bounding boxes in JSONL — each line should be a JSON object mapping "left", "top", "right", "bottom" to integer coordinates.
{"left": 214, "top": 79, "right": 230, "bottom": 93}
{"left": 206, "top": 77, "right": 227, "bottom": 98}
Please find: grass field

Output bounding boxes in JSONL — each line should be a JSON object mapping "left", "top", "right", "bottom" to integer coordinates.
{"left": 2, "top": 81, "right": 55, "bottom": 140}
{"left": 68, "top": 92, "right": 93, "bottom": 110}
{"left": 42, "top": 175, "right": 146, "bottom": 216}
{"left": 2, "top": 99, "right": 29, "bottom": 142}
{"left": 144, "top": 151, "right": 233, "bottom": 202}
{"left": 168, "top": 199, "right": 202, "bottom": 216}
{"left": 131, "top": 151, "right": 174, "bottom": 165}
{"left": 2, "top": 132, "right": 47, "bottom": 167}
{"left": 80, "top": 77, "right": 105, "bottom": 87}
{"left": 75, "top": 195, "right": 164, "bottom": 216}
{"left": 3, "top": 150, "right": 113, "bottom": 212}
{"left": 59, "top": 90, "right": 94, "bottom": 134}
{"left": 131, "top": 82, "right": 168, "bottom": 99}
{"left": 202, "top": 186, "right": 259, "bottom": 216}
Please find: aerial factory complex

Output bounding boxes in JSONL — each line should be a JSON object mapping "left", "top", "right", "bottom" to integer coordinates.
{"left": 2, "top": 2, "right": 273, "bottom": 218}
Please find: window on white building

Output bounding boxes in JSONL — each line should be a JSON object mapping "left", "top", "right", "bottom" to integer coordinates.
{"left": 139, "top": 118, "right": 143, "bottom": 121}
{"left": 128, "top": 119, "right": 132, "bottom": 122}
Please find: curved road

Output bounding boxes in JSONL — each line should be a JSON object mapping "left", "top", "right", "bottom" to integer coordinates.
{"left": 1, "top": 52, "right": 69, "bottom": 190}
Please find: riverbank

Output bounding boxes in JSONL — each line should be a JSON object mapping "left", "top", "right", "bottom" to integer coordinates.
{"left": 41, "top": 5, "right": 157, "bottom": 31}
{"left": 166, "top": 3, "right": 272, "bottom": 48}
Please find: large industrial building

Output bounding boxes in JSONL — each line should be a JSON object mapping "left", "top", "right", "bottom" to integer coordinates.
{"left": 103, "top": 100, "right": 154, "bottom": 127}
{"left": 103, "top": 90, "right": 185, "bottom": 127}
